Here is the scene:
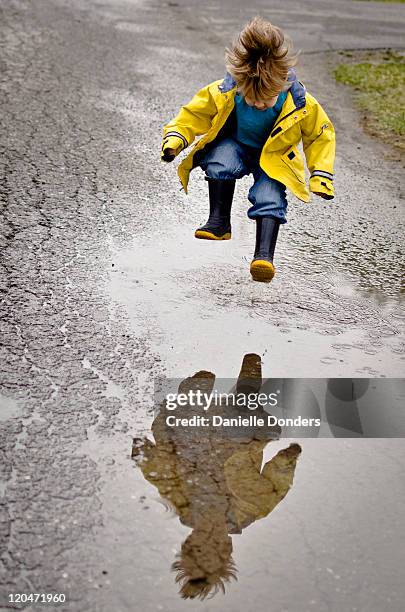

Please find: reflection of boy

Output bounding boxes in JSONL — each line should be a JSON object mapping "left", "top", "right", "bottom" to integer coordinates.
{"left": 132, "top": 358, "right": 302, "bottom": 600}
{"left": 134, "top": 421, "right": 301, "bottom": 599}
{"left": 162, "top": 16, "right": 335, "bottom": 283}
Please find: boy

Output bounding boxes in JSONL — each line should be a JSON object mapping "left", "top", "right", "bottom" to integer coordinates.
{"left": 161, "top": 16, "right": 335, "bottom": 283}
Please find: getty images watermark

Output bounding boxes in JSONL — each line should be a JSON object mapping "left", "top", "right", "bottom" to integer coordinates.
{"left": 164, "top": 388, "right": 320, "bottom": 429}
{"left": 154, "top": 378, "right": 405, "bottom": 438}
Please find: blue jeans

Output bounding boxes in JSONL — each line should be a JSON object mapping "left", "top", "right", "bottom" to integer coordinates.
{"left": 196, "top": 137, "right": 288, "bottom": 223}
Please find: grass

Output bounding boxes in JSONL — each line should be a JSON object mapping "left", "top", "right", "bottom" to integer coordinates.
{"left": 334, "top": 50, "right": 405, "bottom": 151}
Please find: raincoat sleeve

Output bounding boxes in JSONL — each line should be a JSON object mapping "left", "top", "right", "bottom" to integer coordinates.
{"left": 224, "top": 444, "right": 301, "bottom": 523}
{"left": 162, "top": 83, "right": 218, "bottom": 153}
{"left": 301, "top": 99, "right": 336, "bottom": 200}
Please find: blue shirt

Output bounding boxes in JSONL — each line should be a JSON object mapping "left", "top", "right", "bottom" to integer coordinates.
{"left": 233, "top": 91, "right": 288, "bottom": 148}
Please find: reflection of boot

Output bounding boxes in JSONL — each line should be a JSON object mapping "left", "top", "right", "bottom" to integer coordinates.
{"left": 236, "top": 353, "right": 262, "bottom": 395}
{"left": 195, "top": 178, "right": 235, "bottom": 240}
{"left": 250, "top": 217, "right": 280, "bottom": 283}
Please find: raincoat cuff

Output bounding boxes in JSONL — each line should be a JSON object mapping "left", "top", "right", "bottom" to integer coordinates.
{"left": 309, "top": 175, "right": 334, "bottom": 200}
{"left": 163, "top": 132, "right": 187, "bottom": 150}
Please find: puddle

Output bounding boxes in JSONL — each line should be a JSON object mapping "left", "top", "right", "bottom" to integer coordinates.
{"left": 100, "top": 217, "right": 405, "bottom": 605}
{"left": 108, "top": 221, "right": 404, "bottom": 378}
{"left": 81, "top": 367, "right": 405, "bottom": 610}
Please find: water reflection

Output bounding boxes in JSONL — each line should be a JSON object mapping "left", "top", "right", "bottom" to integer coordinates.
{"left": 132, "top": 354, "right": 301, "bottom": 600}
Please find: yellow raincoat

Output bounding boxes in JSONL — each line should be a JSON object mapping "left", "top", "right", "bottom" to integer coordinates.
{"left": 163, "top": 72, "right": 335, "bottom": 202}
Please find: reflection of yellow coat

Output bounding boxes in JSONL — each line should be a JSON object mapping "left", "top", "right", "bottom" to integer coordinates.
{"left": 163, "top": 72, "right": 335, "bottom": 202}
{"left": 135, "top": 433, "right": 301, "bottom": 534}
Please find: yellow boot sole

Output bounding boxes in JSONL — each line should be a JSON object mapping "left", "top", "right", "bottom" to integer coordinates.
{"left": 250, "top": 259, "right": 276, "bottom": 283}
{"left": 195, "top": 229, "right": 231, "bottom": 240}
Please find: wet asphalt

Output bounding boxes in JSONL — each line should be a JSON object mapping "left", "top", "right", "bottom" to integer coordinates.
{"left": 0, "top": 0, "right": 405, "bottom": 611}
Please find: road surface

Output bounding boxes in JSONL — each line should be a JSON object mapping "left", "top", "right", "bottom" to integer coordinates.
{"left": 1, "top": 0, "right": 404, "bottom": 610}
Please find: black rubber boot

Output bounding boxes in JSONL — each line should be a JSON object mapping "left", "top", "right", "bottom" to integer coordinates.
{"left": 250, "top": 217, "right": 281, "bottom": 282}
{"left": 195, "top": 178, "right": 235, "bottom": 240}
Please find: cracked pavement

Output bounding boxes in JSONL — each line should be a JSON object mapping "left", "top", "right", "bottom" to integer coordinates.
{"left": 0, "top": 0, "right": 404, "bottom": 611}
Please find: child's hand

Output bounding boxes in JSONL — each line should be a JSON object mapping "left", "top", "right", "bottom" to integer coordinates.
{"left": 161, "top": 148, "right": 176, "bottom": 162}
{"left": 161, "top": 135, "right": 184, "bottom": 162}
{"left": 313, "top": 191, "right": 334, "bottom": 200}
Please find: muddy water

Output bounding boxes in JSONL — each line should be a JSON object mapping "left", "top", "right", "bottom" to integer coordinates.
{"left": 78, "top": 354, "right": 405, "bottom": 610}
{"left": 102, "top": 200, "right": 405, "bottom": 610}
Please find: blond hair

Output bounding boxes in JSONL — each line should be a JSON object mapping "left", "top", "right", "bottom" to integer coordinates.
{"left": 172, "top": 525, "right": 237, "bottom": 600}
{"left": 225, "top": 16, "right": 298, "bottom": 100}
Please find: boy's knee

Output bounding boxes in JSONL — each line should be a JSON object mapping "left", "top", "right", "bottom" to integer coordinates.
{"left": 199, "top": 138, "right": 247, "bottom": 180}
{"left": 204, "top": 160, "right": 245, "bottom": 180}
{"left": 249, "top": 178, "right": 286, "bottom": 206}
